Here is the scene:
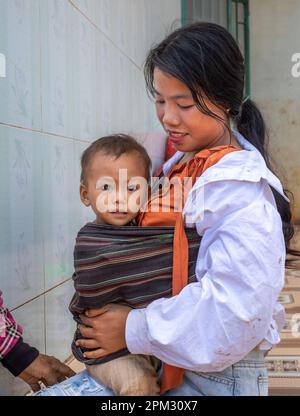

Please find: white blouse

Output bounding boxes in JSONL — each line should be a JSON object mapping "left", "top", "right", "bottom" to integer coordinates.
{"left": 125, "top": 130, "right": 286, "bottom": 372}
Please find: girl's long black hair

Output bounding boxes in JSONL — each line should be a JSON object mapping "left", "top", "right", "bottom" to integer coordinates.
{"left": 144, "top": 22, "right": 298, "bottom": 260}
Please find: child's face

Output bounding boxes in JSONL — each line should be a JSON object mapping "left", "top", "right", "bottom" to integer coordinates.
{"left": 80, "top": 151, "right": 149, "bottom": 226}
{"left": 153, "top": 68, "right": 230, "bottom": 153}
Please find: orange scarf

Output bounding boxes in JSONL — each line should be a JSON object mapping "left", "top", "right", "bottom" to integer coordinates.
{"left": 138, "top": 145, "right": 241, "bottom": 394}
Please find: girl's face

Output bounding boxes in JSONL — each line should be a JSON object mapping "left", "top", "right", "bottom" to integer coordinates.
{"left": 153, "top": 68, "right": 231, "bottom": 153}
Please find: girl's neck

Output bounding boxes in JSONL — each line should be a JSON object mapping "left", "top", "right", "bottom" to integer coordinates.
{"left": 179, "top": 132, "right": 241, "bottom": 164}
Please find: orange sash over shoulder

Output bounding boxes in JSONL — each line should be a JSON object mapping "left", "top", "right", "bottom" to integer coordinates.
{"left": 137, "top": 145, "right": 241, "bottom": 394}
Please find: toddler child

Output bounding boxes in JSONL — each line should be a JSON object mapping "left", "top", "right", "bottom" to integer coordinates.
{"left": 70, "top": 134, "right": 162, "bottom": 396}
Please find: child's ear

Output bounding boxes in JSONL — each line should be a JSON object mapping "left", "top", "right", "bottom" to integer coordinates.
{"left": 80, "top": 183, "right": 91, "bottom": 207}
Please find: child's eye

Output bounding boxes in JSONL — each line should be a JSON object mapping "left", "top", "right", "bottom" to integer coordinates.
{"left": 155, "top": 100, "right": 165, "bottom": 105}
{"left": 102, "top": 183, "right": 111, "bottom": 191}
{"left": 128, "top": 184, "right": 138, "bottom": 192}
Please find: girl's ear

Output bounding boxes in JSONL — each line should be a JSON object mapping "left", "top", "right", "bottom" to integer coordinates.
{"left": 80, "top": 183, "right": 91, "bottom": 207}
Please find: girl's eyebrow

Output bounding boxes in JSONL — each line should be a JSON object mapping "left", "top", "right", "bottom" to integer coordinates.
{"left": 154, "top": 89, "right": 192, "bottom": 100}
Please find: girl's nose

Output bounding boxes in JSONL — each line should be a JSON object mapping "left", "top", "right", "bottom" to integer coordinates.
{"left": 162, "top": 105, "right": 180, "bottom": 127}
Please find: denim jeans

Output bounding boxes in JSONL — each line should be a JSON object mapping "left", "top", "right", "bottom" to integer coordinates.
{"left": 34, "top": 348, "right": 268, "bottom": 396}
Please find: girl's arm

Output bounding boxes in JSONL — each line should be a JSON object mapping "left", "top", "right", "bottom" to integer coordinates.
{"left": 125, "top": 179, "right": 286, "bottom": 371}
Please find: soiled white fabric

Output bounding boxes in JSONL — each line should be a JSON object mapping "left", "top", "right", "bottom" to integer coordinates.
{"left": 125, "top": 131, "right": 286, "bottom": 372}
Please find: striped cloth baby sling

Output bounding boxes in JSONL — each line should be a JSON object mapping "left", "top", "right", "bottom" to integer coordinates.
{"left": 69, "top": 222, "right": 201, "bottom": 366}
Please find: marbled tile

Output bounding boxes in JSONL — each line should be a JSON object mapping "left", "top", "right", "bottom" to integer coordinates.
{"left": 0, "top": 0, "right": 41, "bottom": 129}
{"left": 130, "top": 0, "right": 147, "bottom": 67}
{"left": 40, "top": 0, "right": 75, "bottom": 137}
{"left": 73, "top": 140, "right": 95, "bottom": 230}
{"left": 154, "top": 0, "right": 181, "bottom": 29}
{"left": 96, "top": 33, "right": 114, "bottom": 136}
{"left": 144, "top": 1, "right": 169, "bottom": 49}
{"left": 42, "top": 134, "right": 78, "bottom": 290}
{"left": 71, "top": 0, "right": 96, "bottom": 24}
{"left": 95, "top": 0, "right": 146, "bottom": 68}
{"left": 112, "top": 51, "right": 132, "bottom": 132}
{"left": 130, "top": 64, "right": 149, "bottom": 136}
{"left": 13, "top": 295, "right": 46, "bottom": 353}
{"left": 45, "top": 280, "right": 76, "bottom": 362}
{"left": 112, "top": 0, "right": 132, "bottom": 58}
{"left": 94, "top": 0, "right": 114, "bottom": 42}
{"left": 0, "top": 125, "right": 44, "bottom": 309}
{"left": 94, "top": 31, "right": 106, "bottom": 136}
{"left": 71, "top": 9, "right": 98, "bottom": 141}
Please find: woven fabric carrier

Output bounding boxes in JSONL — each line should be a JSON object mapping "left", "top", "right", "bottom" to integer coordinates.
{"left": 69, "top": 222, "right": 201, "bottom": 362}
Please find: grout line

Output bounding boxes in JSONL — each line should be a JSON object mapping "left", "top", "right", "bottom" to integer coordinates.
{"left": 67, "top": 0, "right": 143, "bottom": 71}
{"left": 10, "top": 277, "right": 72, "bottom": 312}
{"left": 38, "top": 0, "right": 47, "bottom": 357}
{"left": 44, "top": 284, "right": 46, "bottom": 355}
{"left": 38, "top": 0, "right": 44, "bottom": 139}
{"left": 0, "top": 122, "right": 90, "bottom": 144}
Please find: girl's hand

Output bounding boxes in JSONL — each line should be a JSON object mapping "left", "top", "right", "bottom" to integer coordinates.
{"left": 76, "top": 304, "right": 133, "bottom": 359}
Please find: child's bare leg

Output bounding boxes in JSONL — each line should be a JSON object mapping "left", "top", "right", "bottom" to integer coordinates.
{"left": 87, "top": 355, "right": 161, "bottom": 396}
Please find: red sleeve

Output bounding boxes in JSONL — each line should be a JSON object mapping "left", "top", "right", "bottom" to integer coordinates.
{"left": 0, "top": 290, "right": 23, "bottom": 359}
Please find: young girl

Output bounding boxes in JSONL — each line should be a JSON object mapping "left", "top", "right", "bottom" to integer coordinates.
{"left": 36, "top": 22, "right": 294, "bottom": 396}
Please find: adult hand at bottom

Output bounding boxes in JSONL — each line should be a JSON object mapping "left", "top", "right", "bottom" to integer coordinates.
{"left": 18, "top": 353, "right": 75, "bottom": 392}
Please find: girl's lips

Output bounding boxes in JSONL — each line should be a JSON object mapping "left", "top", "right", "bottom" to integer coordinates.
{"left": 169, "top": 133, "right": 188, "bottom": 144}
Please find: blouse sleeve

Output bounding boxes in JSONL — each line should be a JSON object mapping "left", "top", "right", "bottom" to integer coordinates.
{"left": 125, "top": 179, "right": 285, "bottom": 371}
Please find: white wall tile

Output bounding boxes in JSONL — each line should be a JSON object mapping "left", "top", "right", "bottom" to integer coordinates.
{"left": 98, "top": 35, "right": 118, "bottom": 135}
{"left": 72, "top": 11, "right": 98, "bottom": 141}
{"left": 42, "top": 135, "right": 78, "bottom": 290}
{"left": 0, "top": 125, "right": 44, "bottom": 309}
{"left": 0, "top": 0, "right": 41, "bottom": 129}
{"left": 13, "top": 296, "right": 46, "bottom": 354}
{"left": 130, "top": 0, "right": 147, "bottom": 67}
{"left": 40, "top": 0, "right": 75, "bottom": 137}
{"left": 74, "top": 140, "right": 95, "bottom": 230}
{"left": 95, "top": 0, "right": 113, "bottom": 38}
{"left": 71, "top": 0, "right": 97, "bottom": 24}
{"left": 45, "top": 280, "right": 75, "bottom": 361}
{"left": 95, "top": 32, "right": 111, "bottom": 136}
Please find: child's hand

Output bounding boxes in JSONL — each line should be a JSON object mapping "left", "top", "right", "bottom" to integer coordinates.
{"left": 76, "top": 304, "right": 133, "bottom": 359}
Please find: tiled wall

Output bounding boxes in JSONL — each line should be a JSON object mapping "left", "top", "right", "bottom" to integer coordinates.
{"left": 0, "top": 0, "right": 181, "bottom": 395}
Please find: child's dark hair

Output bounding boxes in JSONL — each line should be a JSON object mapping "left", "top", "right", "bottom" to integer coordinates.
{"left": 144, "top": 21, "right": 296, "bottom": 256}
{"left": 80, "top": 134, "right": 152, "bottom": 184}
